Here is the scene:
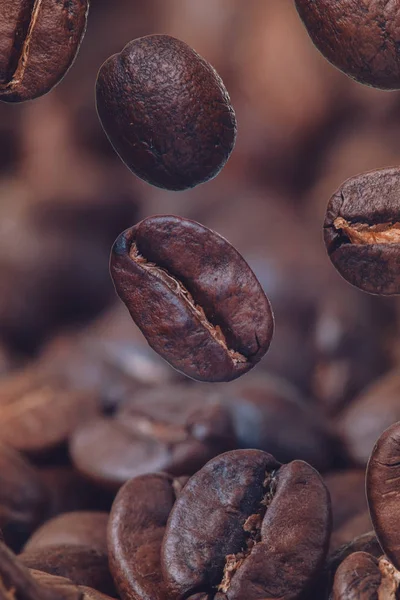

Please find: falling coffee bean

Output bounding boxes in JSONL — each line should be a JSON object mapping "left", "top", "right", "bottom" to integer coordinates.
{"left": 0, "top": 0, "right": 89, "bottom": 103}
{"left": 110, "top": 216, "right": 274, "bottom": 382}
{"left": 295, "top": 0, "right": 400, "bottom": 89}
{"left": 161, "top": 449, "right": 331, "bottom": 600}
{"left": 324, "top": 168, "right": 400, "bottom": 295}
{"left": 96, "top": 34, "right": 236, "bottom": 190}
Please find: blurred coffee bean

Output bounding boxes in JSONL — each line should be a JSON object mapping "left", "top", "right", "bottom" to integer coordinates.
{"left": 324, "top": 470, "right": 367, "bottom": 531}
{"left": 24, "top": 512, "right": 108, "bottom": 554}
{"left": 0, "top": 367, "right": 97, "bottom": 459}
{"left": 19, "top": 545, "right": 116, "bottom": 597}
{"left": 31, "top": 570, "right": 116, "bottom": 600}
{"left": 338, "top": 370, "right": 400, "bottom": 467}
{"left": 108, "top": 473, "right": 182, "bottom": 600}
{"left": 69, "top": 386, "right": 235, "bottom": 490}
{"left": 330, "top": 511, "right": 373, "bottom": 553}
{"left": 222, "top": 373, "right": 337, "bottom": 471}
{"left": 0, "top": 444, "right": 48, "bottom": 552}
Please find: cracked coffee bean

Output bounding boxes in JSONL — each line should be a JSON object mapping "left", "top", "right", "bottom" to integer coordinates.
{"left": 367, "top": 421, "right": 400, "bottom": 572}
{"left": 96, "top": 34, "right": 236, "bottom": 190}
{"left": 0, "top": 0, "right": 89, "bottom": 103}
{"left": 324, "top": 168, "right": 400, "bottom": 295}
{"left": 110, "top": 216, "right": 274, "bottom": 382}
{"left": 108, "top": 473, "right": 187, "bottom": 600}
{"left": 161, "top": 449, "right": 331, "bottom": 600}
{"left": 332, "top": 552, "right": 400, "bottom": 599}
{"left": 295, "top": 0, "right": 400, "bottom": 90}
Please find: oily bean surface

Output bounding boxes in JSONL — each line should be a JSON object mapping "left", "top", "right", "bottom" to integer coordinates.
{"left": 0, "top": 0, "right": 89, "bottom": 102}
{"left": 324, "top": 168, "right": 400, "bottom": 295}
{"left": 96, "top": 34, "right": 236, "bottom": 190}
{"left": 162, "top": 449, "right": 331, "bottom": 600}
{"left": 332, "top": 551, "right": 382, "bottom": 599}
{"left": 295, "top": 0, "right": 400, "bottom": 89}
{"left": 366, "top": 421, "right": 400, "bottom": 571}
{"left": 110, "top": 216, "right": 273, "bottom": 382}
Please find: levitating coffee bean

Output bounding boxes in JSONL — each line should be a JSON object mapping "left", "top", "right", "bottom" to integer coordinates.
{"left": 96, "top": 34, "right": 236, "bottom": 190}
{"left": 162, "top": 449, "right": 331, "bottom": 600}
{"left": 110, "top": 216, "right": 274, "bottom": 382}
{"left": 0, "top": 0, "right": 89, "bottom": 102}
{"left": 295, "top": 0, "right": 400, "bottom": 89}
{"left": 367, "top": 421, "right": 400, "bottom": 571}
{"left": 332, "top": 552, "right": 400, "bottom": 599}
{"left": 324, "top": 168, "right": 400, "bottom": 295}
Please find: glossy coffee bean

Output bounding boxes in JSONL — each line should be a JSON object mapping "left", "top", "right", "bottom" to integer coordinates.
{"left": 111, "top": 216, "right": 274, "bottom": 382}
{"left": 367, "top": 421, "right": 400, "bottom": 571}
{"left": 332, "top": 552, "right": 400, "bottom": 599}
{"left": 96, "top": 34, "right": 236, "bottom": 190}
{"left": 0, "top": 0, "right": 89, "bottom": 102}
{"left": 108, "top": 473, "right": 187, "bottom": 600}
{"left": 162, "top": 449, "right": 331, "bottom": 600}
{"left": 324, "top": 168, "right": 400, "bottom": 295}
{"left": 295, "top": 0, "right": 400, "bottom": 90}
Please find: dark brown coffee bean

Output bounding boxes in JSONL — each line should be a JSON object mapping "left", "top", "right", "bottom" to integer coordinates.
{"left": 332, "top": 552, "right": 400, "bottom": 599}
{"left": 24, "top": 512, "right": 108, "bottom": 554}
{"left": 31, "top": 570, "right": 115, "bottom": 600}
{"left": 0, "top": 443, "right": 48, "bottom": 551}
{"left": 324, "top": 168, "right": 400, "bottom": 296}
{"left": 162, "top": 449, "right": 331, "bottom": 600}
{"left": 108, "top": 473, "right": 183, "bottom": 600}
{"left": 324, "top": 470, "right": 368, "bottom": 532}
{"left": 367, "top": 421, "right": 400, "bottom": 571}
{"left": 19, "top": 544, "right": 116, "bottom": 597}
{"left": 110, "top": 216, "right": 274, "bottom": 382}
{"left": 96, "top": 34, "right": 236, "bottom": 191}
{"left": 330, "top": 511, "right": 373, "bottom": 553}
{"left": 70, "top": 386, "right": 235, "bottom": 490}
{"left": 295, "top": 1, "right": 400, "bottom": 90}
{"left": 0, "top": 0, "right": 89, "bottom": 103}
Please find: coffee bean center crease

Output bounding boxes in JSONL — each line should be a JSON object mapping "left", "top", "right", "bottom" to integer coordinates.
{"left": 334, "top": 217, "right": 400, "bottom": 245}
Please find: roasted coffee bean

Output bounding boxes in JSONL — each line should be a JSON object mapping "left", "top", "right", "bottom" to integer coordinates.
{"left": 96, "top": 34, "right": 236, "bottom": 191}
{"left": 0, "top": 444, "right": 48, "bottom": 551}
{"left": 0, "top": 0, "right": 89, "bottom": 103}
{"left": 324, "top": 470, "right": 367, "bottom": 531}
{"left": 31, "top": 570, "right": 114, "bottom": 600}
{"left": 24, "top": 512, "right": 108, "bottom": 554}
{"left": 324, "top": 168, "right": 400, "bottom": 295}
{"left": 108, "top": 473, "right": 186, "bottom": 600}
{"left": 110, "top": 216, "right": 274, "bottom": 382}
{"left": 295, "top": 1, "right": 400, "bottom": 90}
{"left": 367, "top": 421, "right": 400, "bottom": 572}
{"left": 330, "top": 511, "right": 373, "bottom": 553}
{"left": 19, "top": 544, "right": 116, "bottom": 597}
{"left": 332, "top": 552, "right": 400, "bottom": 599}
{"left": 161, "top": 449, "right": 331, "bottom": 600}
{"left": 70, "top": 386, "right": 235, "bottom": 490}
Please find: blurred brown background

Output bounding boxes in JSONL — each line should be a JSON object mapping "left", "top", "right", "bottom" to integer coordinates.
{"left": 0, "top": 0, "right": 400, "bottom": 412}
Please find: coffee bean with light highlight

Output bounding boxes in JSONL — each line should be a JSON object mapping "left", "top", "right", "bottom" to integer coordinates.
{"left": 324, "top": 168, "right": 400, "bottom": 295}
{"left": 295, "top": 0, "right": 400, "bottom": 90}
{"left": 110, "top": 216, "right": 274, "bottom": 382}
{"left": 332, "top": 552, "right": 400, "bottom": 599}
{"left": 0, "top": 0, "right": 89, "bottom": 103}
{"left": 96, "top": 34, "right": 236, "bottom": 190}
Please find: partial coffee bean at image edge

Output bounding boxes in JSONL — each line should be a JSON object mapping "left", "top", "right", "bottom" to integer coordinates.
{"left": 324, "top": 167, "right": 400, "bottom": 295}
{"left": 110, "top": 216, "right": 274, "bottom": 382}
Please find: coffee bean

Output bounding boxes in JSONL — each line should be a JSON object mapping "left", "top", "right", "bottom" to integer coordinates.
{"left": 330, "top": 511, "right": 373, "bottom": 553}
{"left": 108, "top": 473, "right": 185, "bottom": 600}
{"left": 0, "top": 0, "right": 89, "bottom": 103}
{"left": 324, "top": 470, "right": 368, "bottom": 532}
{"left": 332, "top": 552, "right": 400, "bottom": 599}
{"left": 96, "top": 34, "right": 236, "bottom": 190}
{"left": 324, "top": 168, "right": 400, "bottom": 295}
{"left": 366, "top": 421, "right": 400, "bottom": 571}
{"left": 295, "top": 0, "right": 400, "bottom": 90}
{"left": 161, "top": 449, "right": 331, "bottom": 599}
{"left": 24, "top": 512, "right": 108, "bottom": 554}
{"left": 110, "top": 216, "right": 274, "bottom": 382}
{"left": 31, "top": 569, "right": 115, "bottom": 600}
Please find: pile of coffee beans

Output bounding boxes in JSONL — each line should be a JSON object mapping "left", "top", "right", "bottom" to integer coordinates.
{"left": 2, "top": 0, "right": 400, "bottom": 598}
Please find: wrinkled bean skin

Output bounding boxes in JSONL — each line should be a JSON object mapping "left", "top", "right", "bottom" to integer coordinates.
{"left": 332, "top": 552, "right": 382, "bottom": 599}
{"left": 295, "top": 0, "right": 400, "bottom": 89}
{"left": 367, "top": 421, "right": 400, "bottom": 571}
{"left": 0, "top": 0, "right": 89, "bottom": 103}
{"left": 324, "top": 168, "right": 400, "bottom": 296}
{"left": 110, "top": 216, "right": 274, "bottom": 382}
{"left": 108, "top": 473, "right": 183, "bottom": 600}
{"left": 96, "top": 34, "right": 236, "bottom": 191}
{"left": 162, "top": 449, "right": 331, "bottom": 600}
